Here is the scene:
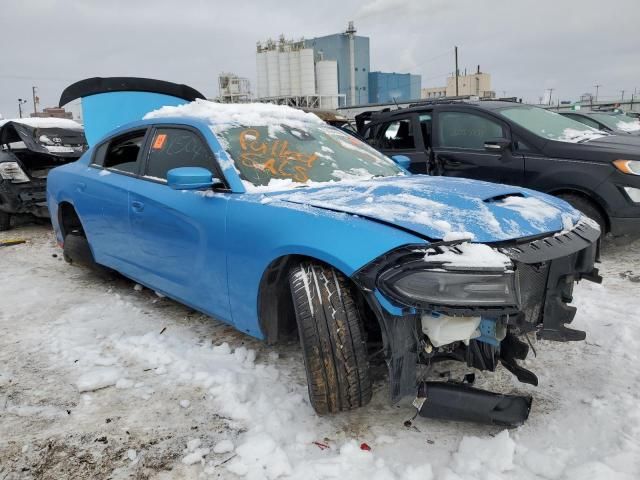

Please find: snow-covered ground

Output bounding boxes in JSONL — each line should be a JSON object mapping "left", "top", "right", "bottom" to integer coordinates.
{"left": 1, "top": 224, "right": 639, "bottom": 479}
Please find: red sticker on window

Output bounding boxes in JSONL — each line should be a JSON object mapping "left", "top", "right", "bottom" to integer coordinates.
{"left": 152, "top": 134, "right": 167, "bottom": 150}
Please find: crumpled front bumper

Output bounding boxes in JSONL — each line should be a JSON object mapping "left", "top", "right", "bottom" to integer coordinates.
{"left": 0, "top": 178, "right": 49, "bottom": 217}
{"left": 352, "top": 217, "right": 602, "bottom": 403}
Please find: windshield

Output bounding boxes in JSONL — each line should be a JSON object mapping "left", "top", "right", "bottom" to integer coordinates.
{"left": 499, "top": 106, "right": 607, "bottom": 143}
{"left": 589, "top": 113, "right": 640, "bottom": 132}
{"left": 216, "top": 123, "right": 404, "bottom": 188}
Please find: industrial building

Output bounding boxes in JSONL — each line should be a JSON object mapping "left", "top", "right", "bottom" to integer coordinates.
{"left": 218, "top": 73, "right": 251, "bottom": 103}
{"left": 255, "top": 36, "right": 343, "bottom": 109}
{"left": 255, "top": 23, "right": 365, "bottom": 108}
{"left": 255, "top": 22, "right": 424, "bottom": 109}
{"left": 304, "top": 22, "right": 370, "bottom": 107}
{"left": 368, "top": 72, "right": 421, "bottom": 104}
{"left": 422, "top": 68, "right": 494, "bottom": 99}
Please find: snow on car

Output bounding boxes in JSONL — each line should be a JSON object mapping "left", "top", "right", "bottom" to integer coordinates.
{"left": 45, "top": 78, "right": 603, "bottom": 430}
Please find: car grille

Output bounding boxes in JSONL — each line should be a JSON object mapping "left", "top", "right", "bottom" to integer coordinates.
{"left": 516, "top": 261, "right": 550, "bottom": 325}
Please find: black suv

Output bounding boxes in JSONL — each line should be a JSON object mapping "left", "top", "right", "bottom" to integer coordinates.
{"left": 357, "top": 100, "right": 640, "bottom": 236}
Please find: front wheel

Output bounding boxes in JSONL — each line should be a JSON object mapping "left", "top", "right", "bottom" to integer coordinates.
{"left": 557, "top": 193, "right": 606, "bottom": 235}
{"left": 289, "top": 262, "right": 372, "bottom": 414}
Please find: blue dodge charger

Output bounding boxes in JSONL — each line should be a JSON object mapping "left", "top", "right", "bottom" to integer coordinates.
{"left": 48, "top": 78, "right": 601, "bottom": 426}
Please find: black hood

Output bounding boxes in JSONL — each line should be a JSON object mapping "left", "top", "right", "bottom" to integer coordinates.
{"left": 543, "top": 134, "right": 640, "bottom": 163}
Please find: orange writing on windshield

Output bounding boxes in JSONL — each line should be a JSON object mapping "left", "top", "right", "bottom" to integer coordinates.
{"left": 238, "top": 128, "right": 318, "bottom": 182}
{"left": 152, "top": 134, "right": 167, "bottom": 150}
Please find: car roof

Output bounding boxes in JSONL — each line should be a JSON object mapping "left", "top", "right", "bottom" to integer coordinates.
{"left": 364, "top": 100, "right": 528, "bottom": 121}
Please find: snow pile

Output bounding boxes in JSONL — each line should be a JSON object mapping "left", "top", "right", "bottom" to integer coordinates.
{"left": 616, "top": 119, "right": 640, "bottom": 132}
{"left": 424, "top": 242, "right": 512, "bottom": 269}
{"left": 2, "top": 117, "right": 83, "bottom": 130}
{"left": 554, "top": 128, "right": 607, "bottom": 143}
{"left": 3, "top": 229, "right": 640, "bottom": 479}
{"left": 496, "top": 195, "right": 562, "bottom": 224}
{"left": 144, "top": 99, "right": 323, "bottom": 132}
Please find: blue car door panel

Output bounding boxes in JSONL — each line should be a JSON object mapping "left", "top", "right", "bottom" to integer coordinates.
{"left": 127, "top": 126, "right": 231, "bottom": 323}
{"left": 80, "top": 129, "right": 149, "bottom": 268}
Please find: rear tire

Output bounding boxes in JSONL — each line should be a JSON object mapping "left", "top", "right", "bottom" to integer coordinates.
{"left": 0, "top": 211, "right": 11, "bottom": 231}
{"left": 557, "top": 193, "right": 606, "bottom": 234}
{"left": 289, "top": 261, "right": 372, "bottom": 414}
{"left": 63, "top": 230, "right": 98, "bottom": 269}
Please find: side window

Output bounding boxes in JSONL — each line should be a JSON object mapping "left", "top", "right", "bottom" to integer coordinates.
{"left": 91, "top": 142, "right": 109, "bottom": 167}
{"left": 377, "top": 118, "right": 415, "bottom": 150}
{"left": 419, "top": 113, "right": 432, "bottom": 149}
{"left": 144, "top": 128, "right": 216, "bottom": 181}
{"left": 437, "top": 111, "right": 505, "bottom": 150}
{"left": 103, "top": 131, "right": 146, "bottom": 174}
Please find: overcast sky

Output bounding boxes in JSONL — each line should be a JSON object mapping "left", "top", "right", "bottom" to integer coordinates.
{"left": 1, "top": 0, "right": 638, "bottom": 118}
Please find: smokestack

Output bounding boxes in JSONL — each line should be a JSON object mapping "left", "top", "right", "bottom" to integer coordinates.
{"left": 477, "top": 65, "right": 480, "bottom": 74}
{"left": 346, "top": 21, "right": 357, "bottom": 106}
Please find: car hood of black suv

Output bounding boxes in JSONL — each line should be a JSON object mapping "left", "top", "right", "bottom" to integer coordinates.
{"left": 543, "top": 134, "right": 640, "bottom": 163}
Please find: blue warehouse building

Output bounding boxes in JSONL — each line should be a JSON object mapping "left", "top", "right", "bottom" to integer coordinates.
{"left": 305, "top": 32, "right": 370, "bottom": 106}
{"left": 368, "top": 72, "right": 422, "bottom": 104}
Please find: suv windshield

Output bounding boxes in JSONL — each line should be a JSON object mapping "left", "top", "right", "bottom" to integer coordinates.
{"left": 590, "top": 113, "right": 640, "bottom": 132}
{"left": 499, "top": 106, "right": 607, "bottom": 143}
{"left": 216, "top": 123, "right": 404, "bottom": 187}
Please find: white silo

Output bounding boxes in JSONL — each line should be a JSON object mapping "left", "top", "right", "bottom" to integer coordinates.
{"left": 289, "top": 49, "right": 301, "bottom": 96}
{"left": 278, "top": 51, "right": 290, "bottom": 96}
{"left": 266, "top": 49, "right": 280, "bottom": 98}
{"left": 299, "top": 48, "right": 315, "bottom": 96}
{"left": 316, "top": 60, "right": 338, "bottom": 109}
{"left": 256, "top": 51, "right": 268, "bottom": 99}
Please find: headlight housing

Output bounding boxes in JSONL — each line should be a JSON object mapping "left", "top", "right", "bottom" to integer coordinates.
{"left": 0, "top": 162, "right": 30, "bottom": 183}
{"left": 613, "top": 159, "right": 640, "bottom": 175}
{"left": 379, "top": 261, "right": 519, "bottom": 308}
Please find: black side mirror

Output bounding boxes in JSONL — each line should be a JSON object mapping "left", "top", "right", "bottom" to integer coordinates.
{"left": 484, "top": 137, "right": 511, "bottom": 152}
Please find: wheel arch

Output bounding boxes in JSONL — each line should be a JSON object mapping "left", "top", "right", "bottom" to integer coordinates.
{"left": 257, "top": 254, "right": 380, "bottom": 345}
{"left": 57, "top": 200, "right": 84, "bottom": 240}
{"left": 547, "top": 187, "right": 610, "bottom": 232}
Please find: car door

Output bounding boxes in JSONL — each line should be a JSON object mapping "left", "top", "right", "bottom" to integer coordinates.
{"left": 432, "top": 107, "right": 525, "bottom": 185}
{"left": 81, "top": 128, "right": 149, "bottom": 269}
{"left": 371, "top": 113, "right": 430, "bottom": 173}
{"left": 127, "top": 125, "right": 231, "bottom": 322}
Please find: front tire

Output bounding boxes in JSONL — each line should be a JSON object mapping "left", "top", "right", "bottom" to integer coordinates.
{"left": 289, "top": 262, "right": 372, "bottom": 414}
{"left": 557, "top": 193, "right": 606, "bottom": 234}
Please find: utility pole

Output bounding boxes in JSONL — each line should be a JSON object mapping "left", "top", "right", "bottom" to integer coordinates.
{"left": 594, "top": 84, "right": 601, "bottom": 102}
{"left": 620, "top": 90, "right": 625, "bottom": 102}
{"left": 17, "top": 98, "right": 27, "bottom": 118}
{"left": 547, "top": 88, "right": 555, "bottom": 106}
{"left": 454, "top": 46, "right": 459, "bottom": 96}
{"left": 32, "top": 86, "right": 39, "bottom": 115}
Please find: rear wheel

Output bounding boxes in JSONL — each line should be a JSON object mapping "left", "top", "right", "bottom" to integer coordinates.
{"left": 288, "top": 261, "right": 372, "bottom": 414}
{"left": 557, "top": 193, "right": 606, "bottom": 234}
{"left": 0, "top": 211, "right": 10, "bottom": 231}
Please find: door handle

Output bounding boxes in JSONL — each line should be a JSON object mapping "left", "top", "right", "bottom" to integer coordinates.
{"left": 131, "top": 201, "right": 144, "bottom": 213}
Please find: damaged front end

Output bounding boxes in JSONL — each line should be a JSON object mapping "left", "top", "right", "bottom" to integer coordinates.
{"left": 352, "top": 217, "right": 601, "bottom": 426}
{"left": 0, "top": 121, "right": 86, "bottom": 218}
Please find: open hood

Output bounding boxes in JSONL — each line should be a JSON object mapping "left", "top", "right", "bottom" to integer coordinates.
{"left": 270, "top": 176, "right": 581, "bottom": 243}
{"left": 0, "top": 119, "right": 86, "bottom": 158}
{"left": 59, "top": 77, "right": 205, "bottom": 146}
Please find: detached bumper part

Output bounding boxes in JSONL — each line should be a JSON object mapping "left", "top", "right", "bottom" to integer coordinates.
{"left": 417, "top": 382, "right": 532, "bottom": 427}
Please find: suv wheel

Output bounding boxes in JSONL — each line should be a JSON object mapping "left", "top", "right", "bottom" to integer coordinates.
{"left": 0, "top": 211, "right": 10, "bottom": 231}
{"left": 557, "top": 193, "right": 606, "bottom": 234}
{"left": 289, "top": 261, "right": 372, "bottom": 414}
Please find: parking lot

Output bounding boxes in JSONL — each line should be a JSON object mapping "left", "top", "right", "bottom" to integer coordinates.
{"left": 1, "top": 222, "right": 638, "bottom": 479}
